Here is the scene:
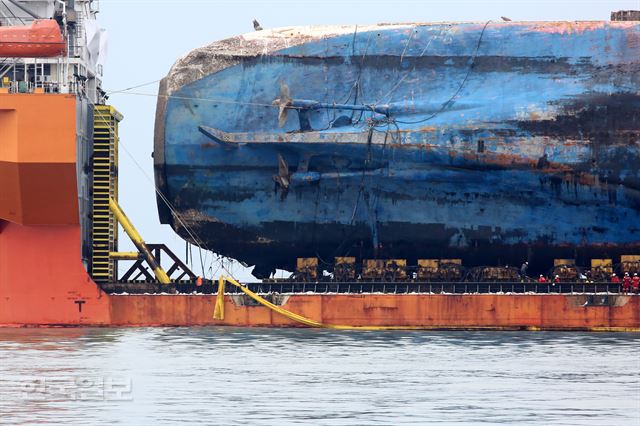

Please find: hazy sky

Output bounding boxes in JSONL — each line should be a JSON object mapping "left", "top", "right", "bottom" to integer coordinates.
{"left": 98, "top": 0, "right": 638, "bottom": 280}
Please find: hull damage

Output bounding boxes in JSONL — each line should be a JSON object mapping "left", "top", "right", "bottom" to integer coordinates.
{"left": 155, "top": 21, "right": 640, "bottom": 277}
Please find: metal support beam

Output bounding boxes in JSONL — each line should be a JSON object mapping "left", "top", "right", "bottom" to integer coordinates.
{"left": 108, "top": 198, "right": 171, "bottom": 284}
{"left": 109, "top": 251, "right": 140, "bottom": 261}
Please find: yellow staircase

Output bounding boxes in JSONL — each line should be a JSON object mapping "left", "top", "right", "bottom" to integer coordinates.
{"left": 91, "top": 106, "right": 123, "bottom": 283}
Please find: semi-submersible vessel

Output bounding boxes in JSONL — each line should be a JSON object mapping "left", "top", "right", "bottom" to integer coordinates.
{"left": 1, "top": 1, "right": 639, "bottom": 329}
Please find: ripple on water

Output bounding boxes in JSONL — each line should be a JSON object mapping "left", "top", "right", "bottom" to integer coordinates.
{"left": 0, "top": 328, "right": 638, "bottom": 425}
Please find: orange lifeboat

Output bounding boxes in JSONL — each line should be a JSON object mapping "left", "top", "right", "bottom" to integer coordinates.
{"left": 0, "top": 19, "right": 65, "bottom": 57}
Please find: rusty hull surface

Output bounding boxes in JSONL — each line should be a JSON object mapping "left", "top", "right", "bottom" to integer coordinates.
{"left": 1, "top": 219, "right": 638, "bottom": 330}
{"left": 109, "top": 293, "right": 640, "bottom": 330}
{"left": 155, "top": 21, "right": 640, "bottom": 277}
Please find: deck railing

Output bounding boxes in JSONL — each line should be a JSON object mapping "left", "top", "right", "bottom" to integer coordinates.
{"left": 100, "top": 281, "right": 634, "bottom": 296}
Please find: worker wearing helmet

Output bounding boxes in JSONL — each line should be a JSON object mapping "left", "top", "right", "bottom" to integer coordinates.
{"left": 537, "top": 274, "right": 547, "bottom": 283}
{"left": 519, "top": 262, "right": 529, "bottom": 281}
{"left": 611, "top": 273, "right": 620, "bottom": 284}
{"left": 551, "top": 275, "right": 560, "bottom": 287}
{"left": 622, "top": 273, "right": 631, "bottom": 294}
{"left": 632, "top": 273, "right": 640, "bottom": 294}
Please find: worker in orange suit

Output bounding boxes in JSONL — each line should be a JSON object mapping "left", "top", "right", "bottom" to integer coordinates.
{"left": 632, "top": 273, "right": 640, "bottom": 294}
{"left": 553, "top": 275, "right": 561, "bottom": 285}
{"left": 610, "top": 273, "right": 620, "bottom": 293}
{"left": 622, "top": 273, "right": 631, "bottom": 294}
{"left": 537, "top": 274, "right": 547, "bottom": 283}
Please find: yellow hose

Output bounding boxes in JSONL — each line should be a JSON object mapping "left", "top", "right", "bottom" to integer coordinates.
{"left": 219, "top": 276, "right": 428, "bottom": 330}
{"left": 213, "top": 277, "right": 225, "bottom": 320}
{"left": 214, "top": 276, "right": 640, "bottom": 332}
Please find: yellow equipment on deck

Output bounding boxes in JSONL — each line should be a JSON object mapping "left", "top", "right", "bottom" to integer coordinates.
{"left": 109, "top": 198, "right": 171, "bottom": 284}
{"left": 215, "top": 275, "right": 428, "bottom": 330}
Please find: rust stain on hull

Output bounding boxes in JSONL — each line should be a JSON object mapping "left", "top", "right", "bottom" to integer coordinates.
{"left": 156, "top": 21, "right": 640, "bottom": 277}
{"left": 2, "top": 217, "right": 638, "bottom": 330}
{"left": 107, "top": 294, "right": 640, "bottom": 330}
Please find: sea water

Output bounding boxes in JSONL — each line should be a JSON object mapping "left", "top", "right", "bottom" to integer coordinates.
{"left": 1, "top": 328, "right": 638, "bottom": 425}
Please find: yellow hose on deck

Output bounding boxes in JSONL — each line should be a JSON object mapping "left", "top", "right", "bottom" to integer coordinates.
{"left": 212, "top": 276, "right": 640, "bottom": 332}
{"left": 218, "top": 276, "right": 427, "bottom": 330}
{"left": 213, "top": 277, "right": 225, "bottom": 320}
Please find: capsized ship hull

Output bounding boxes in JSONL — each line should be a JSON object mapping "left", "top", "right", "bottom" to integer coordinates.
{"left": 155, "top": 21, "right": 640, "bottom": 277}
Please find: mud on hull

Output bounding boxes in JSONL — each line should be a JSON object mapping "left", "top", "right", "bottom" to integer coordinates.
{"left": 155, "top": 21, "right": 640, "bottom": 274}
{"left": 167, "top": 157, "right": 640, "bottom": 277}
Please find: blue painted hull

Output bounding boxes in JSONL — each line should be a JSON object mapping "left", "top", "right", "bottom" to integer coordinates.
{"left": 155, "top": 21, "right": 640, "bottom": 277}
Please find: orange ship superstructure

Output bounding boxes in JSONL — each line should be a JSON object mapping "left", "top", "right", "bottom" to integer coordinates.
{"left": 0, "top": 3, "right": 639, "bottom": 330}
{"left": 1, "top": 0, "right": 110, "bottom": 326}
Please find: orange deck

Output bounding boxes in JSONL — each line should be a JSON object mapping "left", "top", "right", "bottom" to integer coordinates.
{"left": 108, "top": 293, "right": 640, "bottom": 330}
{"left": 0, "top": 219, "right": 638, "bottom": 329}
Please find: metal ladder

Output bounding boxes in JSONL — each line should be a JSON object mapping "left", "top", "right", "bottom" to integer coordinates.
{"left": 91, "top": 105, "right": 122, "bottom": 283}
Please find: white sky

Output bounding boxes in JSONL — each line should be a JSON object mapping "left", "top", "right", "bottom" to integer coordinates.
{"left": 98, "top": 0, "right": 639, "bottom": 281}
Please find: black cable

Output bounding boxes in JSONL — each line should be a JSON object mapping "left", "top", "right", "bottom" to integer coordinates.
{"left": 395, "top": 20, "right": 492, "bottom": 125}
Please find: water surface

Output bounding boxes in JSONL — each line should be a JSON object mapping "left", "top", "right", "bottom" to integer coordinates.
{"left": 1, "top": 328, "right": 638, "bottom": 425}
